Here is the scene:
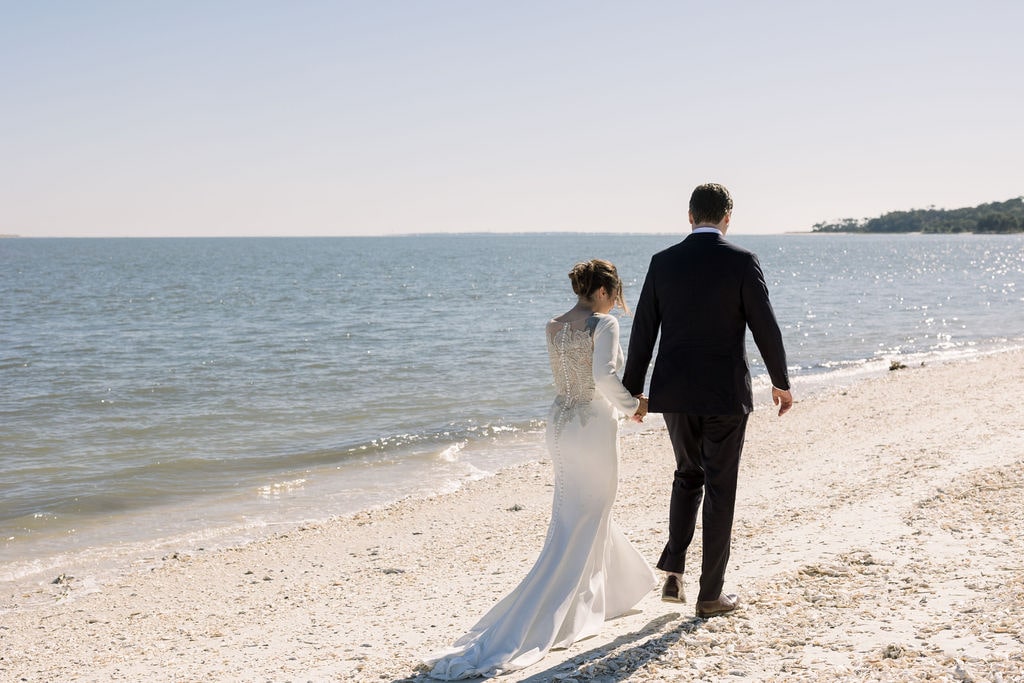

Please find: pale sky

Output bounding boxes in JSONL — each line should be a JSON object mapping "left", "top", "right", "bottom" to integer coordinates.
{"left": 2, "top": 1, "right": 1022, "bottom": 237}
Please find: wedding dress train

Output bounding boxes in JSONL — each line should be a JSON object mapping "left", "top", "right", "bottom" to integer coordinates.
{"left": 426, "top": 313, "right": 656, "bottom": 679}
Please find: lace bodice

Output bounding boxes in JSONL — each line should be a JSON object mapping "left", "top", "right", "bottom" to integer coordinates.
{"left": 545, "top": 314, "right": 639, "bottom": 420}
{"left": 547, "top": 322, "right": 598, "bottom": 409}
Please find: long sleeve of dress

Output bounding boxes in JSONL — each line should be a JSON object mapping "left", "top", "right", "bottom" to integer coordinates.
{"left": 592, "top": 315, "right": 641, "bottom": 416}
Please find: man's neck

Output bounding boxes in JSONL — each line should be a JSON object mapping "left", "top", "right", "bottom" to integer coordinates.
{"left": 687, "top": 210, "right": 730, "bottom": 234}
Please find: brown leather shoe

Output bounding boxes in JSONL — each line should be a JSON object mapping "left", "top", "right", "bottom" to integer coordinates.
{"left": 661, "top": 575, "right": 685, "bottom": 603}
{"left": 695, "top": 593, "right": 739, "bottom": 618}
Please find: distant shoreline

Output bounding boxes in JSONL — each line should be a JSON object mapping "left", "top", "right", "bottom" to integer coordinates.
{"left": 809, "top": 230, "right": 1023, "bottom": 235}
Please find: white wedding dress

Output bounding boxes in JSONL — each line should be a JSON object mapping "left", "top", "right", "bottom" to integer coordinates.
{"left": 426, "top": 313, "right": 657, "bottom": 679}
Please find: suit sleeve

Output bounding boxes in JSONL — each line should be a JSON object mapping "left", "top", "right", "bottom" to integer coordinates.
{"left": 593, "top": 316, "right": 642, "bottom": 415}
{"left": 742, "top": 254, "right": 790, "bottom": 391}
{"left": 622, "top": 260, "right": 659, "bottom": 396}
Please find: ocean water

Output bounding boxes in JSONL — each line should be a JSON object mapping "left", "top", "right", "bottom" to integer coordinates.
{"left": 1, "top": 233, "right": 1022, "bottom": 580}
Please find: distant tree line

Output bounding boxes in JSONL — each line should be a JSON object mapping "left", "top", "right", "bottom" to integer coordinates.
{"left": 812, "top": 197, "right": 1024, "bottom": 233}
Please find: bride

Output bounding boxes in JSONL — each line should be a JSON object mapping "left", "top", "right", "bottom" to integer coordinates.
{"left": 426, "top": 259, "right": 657, "bottom": 679}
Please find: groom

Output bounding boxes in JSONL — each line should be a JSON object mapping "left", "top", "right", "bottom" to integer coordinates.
{"left": 623, "top": 182, "right": 793, "bottom": 618}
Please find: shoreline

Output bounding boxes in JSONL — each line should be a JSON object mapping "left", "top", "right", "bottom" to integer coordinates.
{"left": 5, "top": 339, "right": 1019, "bottom": 584}
{"left": 3, "top": 349, "right": 1023, "bottom": 680}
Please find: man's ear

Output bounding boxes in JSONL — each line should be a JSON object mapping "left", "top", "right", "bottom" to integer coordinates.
{"left": 688, "top": 211, "right": 696, "bottom": 226}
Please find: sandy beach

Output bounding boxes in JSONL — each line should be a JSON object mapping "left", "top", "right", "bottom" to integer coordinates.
{"left": 2, "top": 350, "right": 1023, "bottom": 682}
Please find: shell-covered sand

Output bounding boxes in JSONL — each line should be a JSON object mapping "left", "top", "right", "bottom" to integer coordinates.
{"left": 2, "top": 350, "right": 1023, "bottom": 681}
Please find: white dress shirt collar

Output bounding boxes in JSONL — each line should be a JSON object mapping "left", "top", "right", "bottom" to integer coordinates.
{"left": 691, "top": 227, "right": 723, "bottom": 235}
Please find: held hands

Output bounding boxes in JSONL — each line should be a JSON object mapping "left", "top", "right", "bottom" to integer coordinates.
{"left": 772, "top": 387, "right": 794, "bottom": 416}
{"left": 631, "top": 395, "right": 648, "bottom": 423}
{"left": 631, "top": 390, "right": 790, "bottom": 419}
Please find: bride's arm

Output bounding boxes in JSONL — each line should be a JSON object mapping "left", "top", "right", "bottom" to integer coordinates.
{"left": 592, "top": 315, "right": 642, "bottom": 415}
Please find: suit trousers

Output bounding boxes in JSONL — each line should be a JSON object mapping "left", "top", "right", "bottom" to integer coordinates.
{"left": 658, "top": 412, "right": 749, "bottom": 602}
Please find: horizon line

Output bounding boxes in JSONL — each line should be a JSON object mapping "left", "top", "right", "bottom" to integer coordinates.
{"left": 2, "top": 229, "right": 810, "bottom": 240}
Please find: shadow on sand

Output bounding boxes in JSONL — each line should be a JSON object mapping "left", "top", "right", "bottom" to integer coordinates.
{"left": 394, "top": 611, "right": 705, "bottom": 682}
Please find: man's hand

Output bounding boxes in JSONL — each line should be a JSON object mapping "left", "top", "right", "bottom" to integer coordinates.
{"left": 631, "top": 395, "right": 648, "bottom": 423}
{"left": 772, "top": 387, "right": 793, "bottom": 416}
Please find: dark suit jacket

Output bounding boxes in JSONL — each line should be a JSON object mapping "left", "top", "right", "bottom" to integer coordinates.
{"left": 622, "top": 232, "right": 790, "bottom": 415}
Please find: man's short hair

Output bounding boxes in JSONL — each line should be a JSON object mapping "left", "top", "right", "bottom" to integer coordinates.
{"left": 689, "top": 183, "right": 733, "bottom": 225}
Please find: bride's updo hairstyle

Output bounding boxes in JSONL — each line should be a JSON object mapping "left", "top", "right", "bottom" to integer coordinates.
{"left": 568, "top": 259, "right": 629, "bottom": 314}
